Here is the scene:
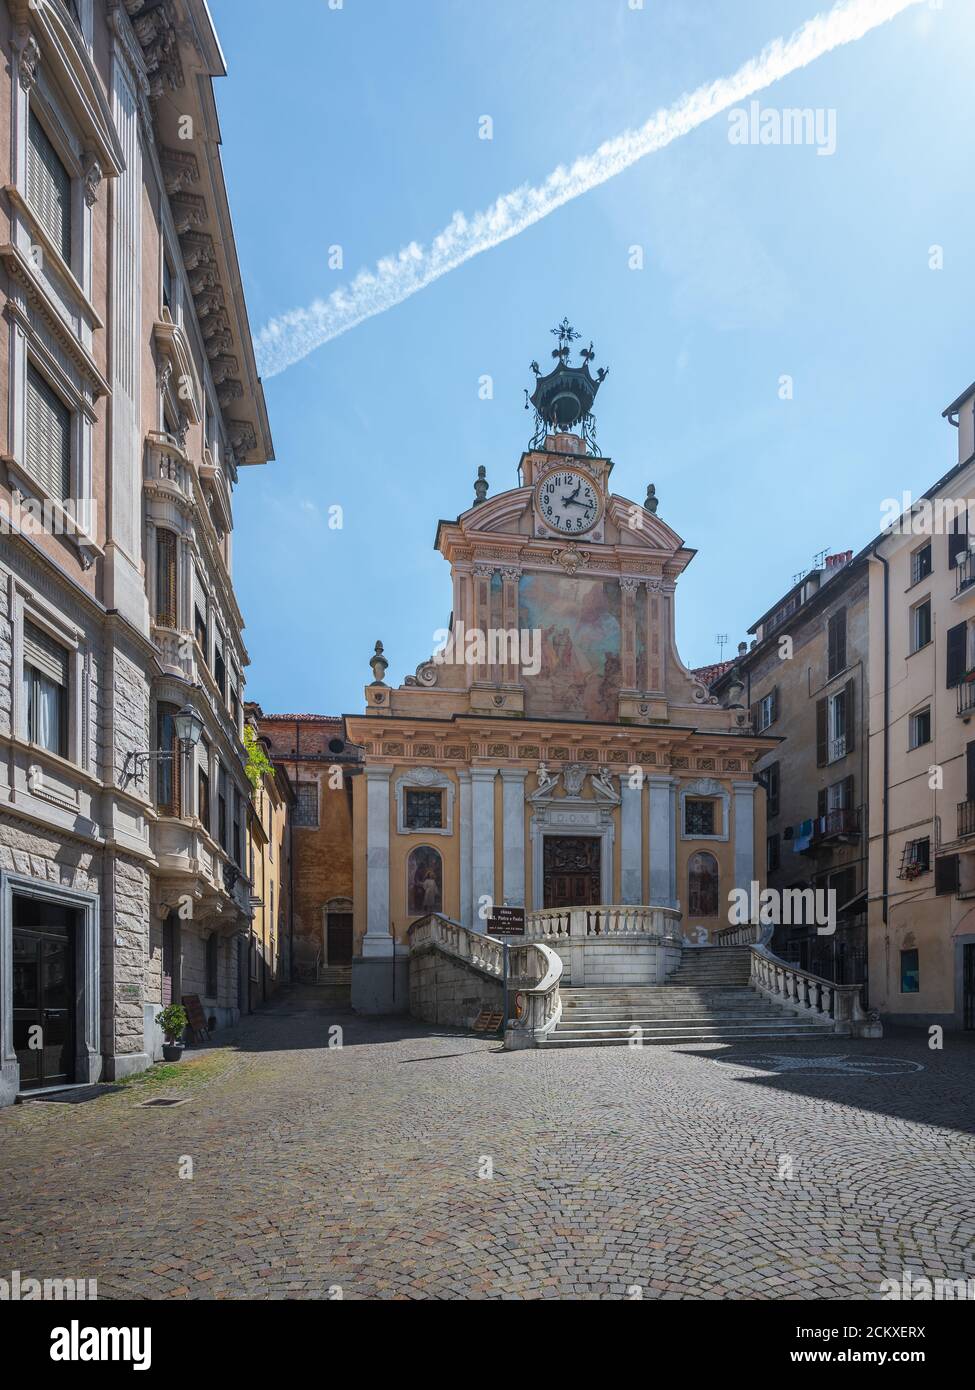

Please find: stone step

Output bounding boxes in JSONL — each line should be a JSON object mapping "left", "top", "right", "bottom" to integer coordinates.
{"left": 546, "top": 1028, "right": 833, "bottom": 1047}
{"left": 552, "top": 1020, "right": 834, "bottom": 1038}
{"left": 550, "top": 1011, "right": 834, "bottom": 1034}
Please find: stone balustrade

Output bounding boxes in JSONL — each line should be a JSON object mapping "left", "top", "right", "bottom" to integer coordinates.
{"left": 526, "top": 903, "right": 682, "bottom": 943}
{"left": 716, "top": 921, "right": 761, "bottom": 946}
{"left": 749, "top": 948, "right": 882, "bottom": 1038}
{"left": 407, "top": 913, "right": 562, "bottom": 1044}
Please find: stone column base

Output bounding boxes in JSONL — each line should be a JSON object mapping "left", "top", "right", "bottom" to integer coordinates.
{"left": 351, "top": 955, "right": 409, "bottom": 1014}
{"left": 103, "top": 1051, "right": 151, "bottom": 1082}
{"left": 0, "top": 1060, "right": 19, "bottom": 1108}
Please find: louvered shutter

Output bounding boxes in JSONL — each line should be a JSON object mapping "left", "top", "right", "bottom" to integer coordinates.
{"left": 23, "top": 620, "right": 68, "bottom": 686}
{"left": 967, "top": 741, "right": 975, "bottom": 803}
{"left": 817, "top": 788, "right": 827, "bottom": 818}
{"left": 842, "top": 774, "right": 855, "bottom": 811}
{"left": 935, "top": 854, "right": 959, "bottom": 896}
{"left": 948, "top": 515, "right": 968, "bottom": 570}
{"left": 25, "top": 367, "right": 70, "bottom": 500}
{"left": 947, "top": 622, "right": 967, "bottom": 688}
{"left": 816, "top": 697, "right": 828, "bottom": 767}
{"left": 828, "top": 609, "right": 847, "bottom": 679}
{"left": 155, "top": 530, "right": 178, "bottom": 627}
{"left": 844, "top": 678, "right": 855, "bottom": 753}
{"left": 26, "top": 113, "right": 71, "bottom": 263}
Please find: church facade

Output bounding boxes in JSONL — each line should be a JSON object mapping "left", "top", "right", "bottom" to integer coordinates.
{"left": 344, "top": 325, "right": 776, "bottom": 1011}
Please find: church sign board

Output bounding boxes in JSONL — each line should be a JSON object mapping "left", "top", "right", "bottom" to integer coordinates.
{"left": 489, "top": 906, "right": 526, "bottom": 936}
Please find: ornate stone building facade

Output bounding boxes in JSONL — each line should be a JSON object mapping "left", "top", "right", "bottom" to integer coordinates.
{"left": 344, "top": 327, "right": 775, "bottom": 1012}
{"left": 0, "top": 0, "right": 272, "bottom": 1104}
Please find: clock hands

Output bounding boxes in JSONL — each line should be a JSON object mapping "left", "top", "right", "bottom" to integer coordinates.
{"left": 561, "top": 483, "right": 592, "bottom": 510}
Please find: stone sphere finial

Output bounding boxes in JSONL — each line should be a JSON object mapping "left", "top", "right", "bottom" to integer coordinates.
{"left": 473, "top": 465, "right": 488, "bottom": 506}
{"left": 644, "top": 483, "right": 658, "bottom": 514}
{"left": 369, "top": 640, "right": 388, "bottom": 685}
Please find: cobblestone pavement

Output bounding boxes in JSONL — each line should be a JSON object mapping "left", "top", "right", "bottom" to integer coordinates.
{"left": 1, "top": 989, "right": 974, "bottom": 1300}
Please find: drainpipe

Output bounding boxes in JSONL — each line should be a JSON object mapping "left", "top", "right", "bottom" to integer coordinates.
{"left": 871, "top": 543, "right": 891, "bottom": 928}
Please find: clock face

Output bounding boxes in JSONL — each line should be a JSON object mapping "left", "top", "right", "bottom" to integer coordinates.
{"left": 535, "top": 468, "right": 602, "bottom": 534}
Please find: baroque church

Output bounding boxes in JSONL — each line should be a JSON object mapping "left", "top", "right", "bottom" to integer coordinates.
{"left": 338, "top": 322, "right": 777, "bottom": 1012}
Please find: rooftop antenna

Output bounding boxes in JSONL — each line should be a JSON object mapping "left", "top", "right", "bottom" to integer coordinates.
{"left": 715, "top": 633, "right": 728, "bottom": 661}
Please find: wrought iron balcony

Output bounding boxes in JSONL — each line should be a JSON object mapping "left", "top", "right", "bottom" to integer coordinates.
{"left": 957, "top": 680, "right": 975, "bottom": 717}
{"left": 794, "top": 807, "right": 861, "bottom": 852}
{"left": 955, "top": 552, "right": 975, "bottom": 595}
{"left": 958, "top": 799, "right": 975, "bottom": 840}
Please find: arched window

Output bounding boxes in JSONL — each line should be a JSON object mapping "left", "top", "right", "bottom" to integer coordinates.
{"left": 688, "top": 851, "right": 719, "bottom": 918}
{"left": 408, "top": 846, "right": 443, "bottom": 916}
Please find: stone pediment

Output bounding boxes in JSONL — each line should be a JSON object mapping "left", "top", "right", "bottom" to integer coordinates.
{"left": 528, "top": 762, "right": 620, "bottom": 806}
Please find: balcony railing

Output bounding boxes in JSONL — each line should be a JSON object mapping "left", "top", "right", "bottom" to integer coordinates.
{"left": 955, "top": 551, "right": 975, "bottom": 595}
{"left": 794, "top": 807, "right": 860, "bottom": 852}
{"left": 957, "top": 680, "right": 975, "bottom": 717}
{"left": 959, "top": 799, "right": 975, "bottom": 840}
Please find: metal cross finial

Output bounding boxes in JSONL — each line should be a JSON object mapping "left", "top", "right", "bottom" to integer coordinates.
{"left": 550, "top": 317, "right": 580, "bottom": 361}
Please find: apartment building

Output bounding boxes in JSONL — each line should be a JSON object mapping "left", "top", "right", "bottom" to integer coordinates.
{"left": 866, "top": 381, "right": 975, "bottom": 1029}
{"left": 0, "top": 0, "right": 272, "bottom": 1104}
{"left": 712, "top": 551, "right": 869, "bottom": 986}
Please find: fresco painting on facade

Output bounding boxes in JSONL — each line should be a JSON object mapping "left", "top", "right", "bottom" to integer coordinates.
{"left": 408, "top": 845, "right": 443, "bottom": 915}
{"left": 520, "top": 573, "right": 622, "bottom": 722}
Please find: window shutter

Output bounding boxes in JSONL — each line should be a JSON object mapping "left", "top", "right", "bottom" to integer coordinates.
{"left": 770, "top": 686, "right": 779, "bottom": 723}
{"left": 816, "top": 697, "right": 828, "bottom": 766}
{"left": 828, "top": 609, "right": 847, "bottom": 678}
{"left": 935, "top": 854, "right": 959, "bottom": 896}
{"left": 26, "top": 113, "right": 72, "bottom": 262}
{"left": 155, "top": 530, "right": 178, "bottom": 627}
{"left": 844, "top": 677, "right": 855, "bottom": 753}
{"left": 749, "top": 699, "right": 759, "bottom": 730}
{"left": 948, "top": 515, "right": 968, "bottom": 570}
{"left": 842, "top": 774, "right": 855, "bottom": 811}
{"left": 947, "top": 621, "right": 967, "bottom": 688}
{"left": 967, "top": 741, "right": 975, "bottom": 804}
{"left": 26, "top": 366, "right": 70, "bottom": 501}
{"left": 817, "top": 788, "right": 827, "bottom": 818}
{"left": 23, "top": 620, "right": 68, "bottom": 685}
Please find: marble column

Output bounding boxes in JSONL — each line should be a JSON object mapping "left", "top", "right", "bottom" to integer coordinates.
{"left": 648, "top": 774, "right": 678, "bottom": 908}
{"left": 500, "top": 768, "right": 529, "bottom": 906}
{"left": 363, "top": 764, "right": 394, "bottom": 956}
{"left": 620, "top": 778, "right": 643, "bottom": 904}
{"left": 733, "top": 780, "right": 756, "bottom": 895}
{"left": 457, "top": 768, "right": 473, "bottom": 926}
{"left": 471, "top": 767, "right": 498, "bottom": 928}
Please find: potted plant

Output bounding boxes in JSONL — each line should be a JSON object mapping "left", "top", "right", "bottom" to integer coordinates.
{"left": 157, "top": 1003, "right": 189, "bottom": 1063}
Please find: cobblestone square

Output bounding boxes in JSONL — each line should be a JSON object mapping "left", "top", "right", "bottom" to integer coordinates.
{"left": 1, "top": 992, "right": 973, "bottom": 1301}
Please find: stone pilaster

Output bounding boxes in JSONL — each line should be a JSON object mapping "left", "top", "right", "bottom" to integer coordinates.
{"left": 733, "top": 780, "right": 756, "bottom": 895}
{"left": 363, "top": 764, "right": 393, "bottom": 956}
{"left": 620, "top": 777, "right": 643, "bottom": 905}
{"left": 471, "top": 767, "right": 498, "bottom": 927}
{"left": 620, "top": 578, "right": 638, "bottom": 691}
{"left": 457, "top": 768, "right": 472, "bottom": 926}
{"left": 500, "top": 768, "right": 529, "bottom": 906}
{"left": 648, "top": 774, "right": 678, "bottom": 908}
{"left": 501, "top": 567, "right": 520, "bottom": 684}
{"left": 472, "top": 566, "right": 494, "bottom": 684}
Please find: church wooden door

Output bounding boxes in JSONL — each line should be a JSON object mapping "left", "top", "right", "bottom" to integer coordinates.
{"left": 543, "top": 836, "right": 602, "bottom": 909}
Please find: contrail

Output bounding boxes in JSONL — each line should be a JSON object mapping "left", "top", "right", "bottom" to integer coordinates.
{"left": 255, "top": 0, "right": 921, "bottom": 378}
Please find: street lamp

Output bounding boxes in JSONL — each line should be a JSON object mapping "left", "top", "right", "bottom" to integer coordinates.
{"left": 121, "top": 703, "right": 205, "bottom": 785}
{"left": 173, "top": 704, "right": 205, "bottom": 748}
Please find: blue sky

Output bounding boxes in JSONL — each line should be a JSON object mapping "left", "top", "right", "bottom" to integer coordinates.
{"left": 209, "top": 0, "right": 975, "bottom": 714}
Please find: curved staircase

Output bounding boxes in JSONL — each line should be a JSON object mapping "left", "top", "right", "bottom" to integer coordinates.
{"left": 548, "top": 947, "right": 835, "bottom": 1047}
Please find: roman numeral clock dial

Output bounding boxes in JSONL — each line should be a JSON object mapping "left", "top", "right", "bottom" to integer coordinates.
{"left": 535, "top": 468, "right": 603, "bottom": 535}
